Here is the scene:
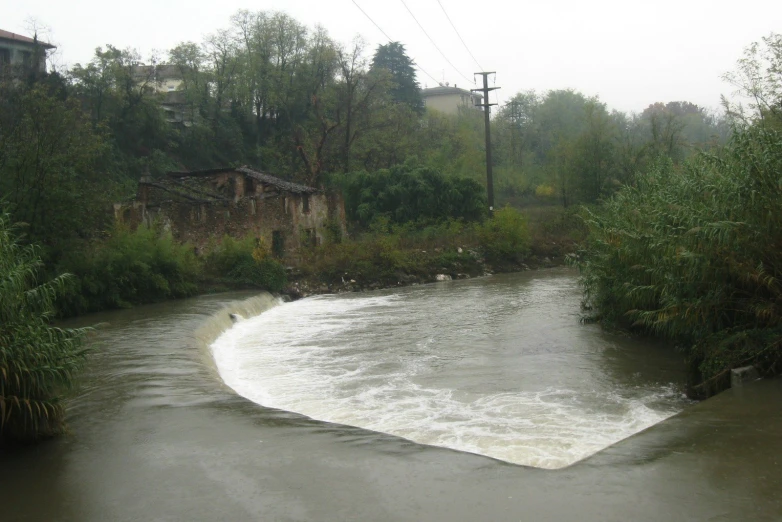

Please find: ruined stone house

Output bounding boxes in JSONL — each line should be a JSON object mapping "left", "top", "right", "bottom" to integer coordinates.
{"left": 115, "top": 166, "right": 346, "bottom": 257}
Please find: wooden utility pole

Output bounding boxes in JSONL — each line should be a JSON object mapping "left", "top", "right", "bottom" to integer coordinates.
{"left": 472, "top": 73, "right": 499, "bottom": 212}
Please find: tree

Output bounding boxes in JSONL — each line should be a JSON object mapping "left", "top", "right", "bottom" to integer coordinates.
{"left": 0, "top": 213, "right": 88, "bottom": 442}
{"left": 723, "top": 32, "right": 782, "bottom": 126}
{"left": 0, "top": 81, "right": 112, "bottom": 253}
{"left": 371, "top": 42, "right": 423, "bottom": 114}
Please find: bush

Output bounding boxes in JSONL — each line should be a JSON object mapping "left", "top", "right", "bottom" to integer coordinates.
{"left": 333, "top": 160, "right": 488, "bottom": 227}
{"left": 202, "top": 235, "right": 287, "bottom": 292}
{"left": 477, "top": 207, "right": 530, "bottom": 265}
{"left": 0, "top": 213, "right": 87, "bottom": 442}
{"left": 575, "top": 126, "right": 782, "bottom": 396}
{"left": 300, "top": 218, "right": 483, "bottom": 285}
{"left": 57, "top": 223, "right": 201, "bottom": 316}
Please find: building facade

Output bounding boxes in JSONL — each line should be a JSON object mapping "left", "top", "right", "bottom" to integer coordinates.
{"left": 116, "top": 167, "right": 346, "bottom": 258}
{"left": 0, "top": 29, "right": 55, "bottom": 75}
{"left": 421, "top": 84, "right": 483, "bottom": 115}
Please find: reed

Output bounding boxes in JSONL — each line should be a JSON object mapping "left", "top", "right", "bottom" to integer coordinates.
{"left": 575, "top": 126, "right": 782, "bottom": 396}
{"left": 0, "top": 213, "right": 88, "bottom": 442}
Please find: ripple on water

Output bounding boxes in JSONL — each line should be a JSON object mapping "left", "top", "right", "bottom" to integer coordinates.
{"left": 211, "top": 275, "right": 689, "bottom": 469}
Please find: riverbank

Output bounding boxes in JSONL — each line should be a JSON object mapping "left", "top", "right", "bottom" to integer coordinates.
{"left": 283, "top": 250, "right": 566, "bottom": 299}
{"left": 283, "top": 206, "right": 582, "bottom": 299}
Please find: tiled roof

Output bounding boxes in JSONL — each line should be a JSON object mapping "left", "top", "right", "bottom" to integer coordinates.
{"left": 0, "top": 29, "right": 56, "bottom": 49}
{"left": 421, "top": 85, "right": 480, "bottom": 97}
{"left": 237, "top": 167, "right": 319, "bottom": 194}
{"left": 166, "top": 166, "right": 319, "bottom": 194}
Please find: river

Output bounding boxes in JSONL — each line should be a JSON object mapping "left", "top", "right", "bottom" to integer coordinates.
{"left": 1, "top": 269, "right": 781, "bottom": 521}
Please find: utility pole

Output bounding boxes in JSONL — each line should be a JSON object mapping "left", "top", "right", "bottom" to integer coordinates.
{"left": 472, "top": 73, "right": 499, "bottom": 212}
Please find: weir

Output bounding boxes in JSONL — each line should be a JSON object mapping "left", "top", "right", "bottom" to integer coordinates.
{"left": 2, "top": 271, "right": 780, "bottom": 521}
{"left": 209, "top": 270, "right": 689, "bottom": 469}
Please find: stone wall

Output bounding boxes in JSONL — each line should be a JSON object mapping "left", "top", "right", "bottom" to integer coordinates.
{"left": 115, "top": 188, "right": 346, "bottom": 259}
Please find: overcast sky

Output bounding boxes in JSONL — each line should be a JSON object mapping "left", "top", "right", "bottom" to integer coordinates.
{"left": 5, "top": 0, "right": 781, "bottom": 113}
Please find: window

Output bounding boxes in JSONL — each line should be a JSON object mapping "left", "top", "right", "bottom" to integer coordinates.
{"left": 0, "top": 48, "right": 10, "bottom": 65}
{"left": 21, "top": 51, "right": 32, "bottom": 68}
{"left": 303, "top": 228, "right": 317, "bottom": 248}
{"left": 302, "top": 194, "right": 310, "bottom": 214}
{"left": 272, "top": 231, "right": 285, "bottom": 258}
{"left": 244, "top": 176, "right": 254, "bottom": 196}
{"left": 167, "top": 85, "right": 175, "bottom": 92}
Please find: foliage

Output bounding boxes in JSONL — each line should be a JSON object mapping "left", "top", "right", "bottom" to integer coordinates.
{"left": 575, "top": 126, "right": 782, "bottom": 396}
{"left": 370, "top": 42, "right": 424, "bottom": 114}
{"left": 202, "top": 235, "right": 287, "bottom": 292}
{"left": 0, "top": 81, "right": 114, "bottom": 254}
{"left": 0, "top": 213, "right": 87, "bottom": 442}
{"left": 57, "top": 224, "right": 201, "bottom": 316}
{"left": 476, "top": 207, "right": 530, "bottom": 265}
{"left": 723, "top": 32, "right": 782, "bottom": 127}
{"left": 334, "top": 160, "right": 487, "bottom": 227}
{"left": 300, "top": 219, "right": 482, "bottom": 284}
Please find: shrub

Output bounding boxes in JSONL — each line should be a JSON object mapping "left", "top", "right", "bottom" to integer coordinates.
{"left": 202, "top": 235, "right": 287, "bottom": 292}
{"left": 57, "top": 223, "right": 201, "bottom": 316}
{"left": 575, "top": 126, "right": 782, "bottom": 396}
{"left": 0, "top": 213, "right": 88, "bottom": 442}
{"left": 477, "top": 207, "right": 530, "bottom": 265}
{"left": 334, "top": 160, "right": 488, "bottom": 227}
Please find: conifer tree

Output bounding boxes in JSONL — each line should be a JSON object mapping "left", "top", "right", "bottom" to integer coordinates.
{"left": 371, "top": 42, "right": 424, "bottom": 114}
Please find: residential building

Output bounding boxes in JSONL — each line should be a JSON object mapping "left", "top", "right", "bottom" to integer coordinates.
{"left": 132, "top": 64, "right": 184, "bottom": 94}
{"left": 421, "top": 83, "right": 482, "bottom": 115}
{"left": 0, "top": 29, "right": 55, "bottom": 75}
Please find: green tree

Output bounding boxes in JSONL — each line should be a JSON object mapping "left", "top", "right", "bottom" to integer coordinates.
{"left": 723, "top": 32, "right": 782, "bottom": 127}
{"left": 0, "top": 81, "right": 112, "bottom": 254}
{"left": 0, "top": 213, "right": 88, "bottom": 442}
{"left": 371, "top": 42, "right": 424, "bottom": 114}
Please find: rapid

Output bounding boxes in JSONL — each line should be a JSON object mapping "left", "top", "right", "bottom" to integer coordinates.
{"left": 211, "top": 270, "right": 688, "bottom": 468}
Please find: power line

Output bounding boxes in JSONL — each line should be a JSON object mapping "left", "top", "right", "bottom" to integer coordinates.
{"left": 350, "top": 0, "right": 439, "bottom": 85}
{"left": 399, "top": 0, "right": 473, "bottom": 85}
{"left": 435, "top": 0, "right": 483, "bottom": 72}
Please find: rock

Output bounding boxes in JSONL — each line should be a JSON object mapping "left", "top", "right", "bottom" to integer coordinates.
{"left": 731, "top": 366, "right": 759, "bottom": 388}
{"left": 435, "top": 274, "right": 452, "bottom": 281}
{"left": 457, "top": 247, "right": 463, "bottom": 254}
{"left": 229, "top": 313, "right": 244, "bottom": 323}
{"left": 350, "top": 279, "right": 356, "bottom": 283}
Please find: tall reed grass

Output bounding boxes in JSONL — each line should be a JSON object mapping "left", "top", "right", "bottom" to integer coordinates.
{"left": 0, "top": 213, "right": 88, "bottom": 442}
{"left": 576, "top": 126, "right": 782, "bottom": 396}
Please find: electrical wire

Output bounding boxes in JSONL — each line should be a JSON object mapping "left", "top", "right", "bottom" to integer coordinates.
{"left": 492, "top": 72, "right": 501, "bottom": 108}
{"left": 399, "top": 0, "right": 473, "bottom": 85}
{"left": 435, "top": 0, "right": 483, "bottom": 72}
{"left": 350, "top": 0, "right": 439, "bottom": 85}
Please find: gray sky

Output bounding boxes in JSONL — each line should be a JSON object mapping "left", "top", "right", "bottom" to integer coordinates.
{"left": 5, "top": 0, "right": 781, "bottom": 113}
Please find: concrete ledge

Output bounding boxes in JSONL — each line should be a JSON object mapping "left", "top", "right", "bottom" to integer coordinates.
{"left": 731, "top": 365, "right": 759, "bottom": 388}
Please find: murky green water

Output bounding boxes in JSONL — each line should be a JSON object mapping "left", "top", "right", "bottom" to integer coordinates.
{"left": 2, "top": 269, "right": 780, "bottom": 521}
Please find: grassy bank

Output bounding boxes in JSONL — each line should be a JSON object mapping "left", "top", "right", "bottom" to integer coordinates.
{"left": 287, "top": 206, "right": 584, "bottom": 297}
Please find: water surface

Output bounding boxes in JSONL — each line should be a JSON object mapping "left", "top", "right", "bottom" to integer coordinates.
{"left": 213, "top": 271, "right": 687, "bottom": 468}
{"left": 1, "top": 269, "right": 780, "bottom": 521}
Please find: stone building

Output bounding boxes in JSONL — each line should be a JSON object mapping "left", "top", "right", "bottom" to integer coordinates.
{"left": 116, "top": 166, "right": 346, "bottom": 257}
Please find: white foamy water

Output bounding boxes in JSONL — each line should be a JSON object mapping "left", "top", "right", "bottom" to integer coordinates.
{"left": 211, "top": 273, "right": 687, "bottom": 469}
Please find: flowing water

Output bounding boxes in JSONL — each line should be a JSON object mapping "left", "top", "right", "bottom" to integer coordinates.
{"left": 212, "top": 272, "right": 687, "bottom": 468}
{"left": 2, "top": 268, "right": 781, "bottom": 522}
